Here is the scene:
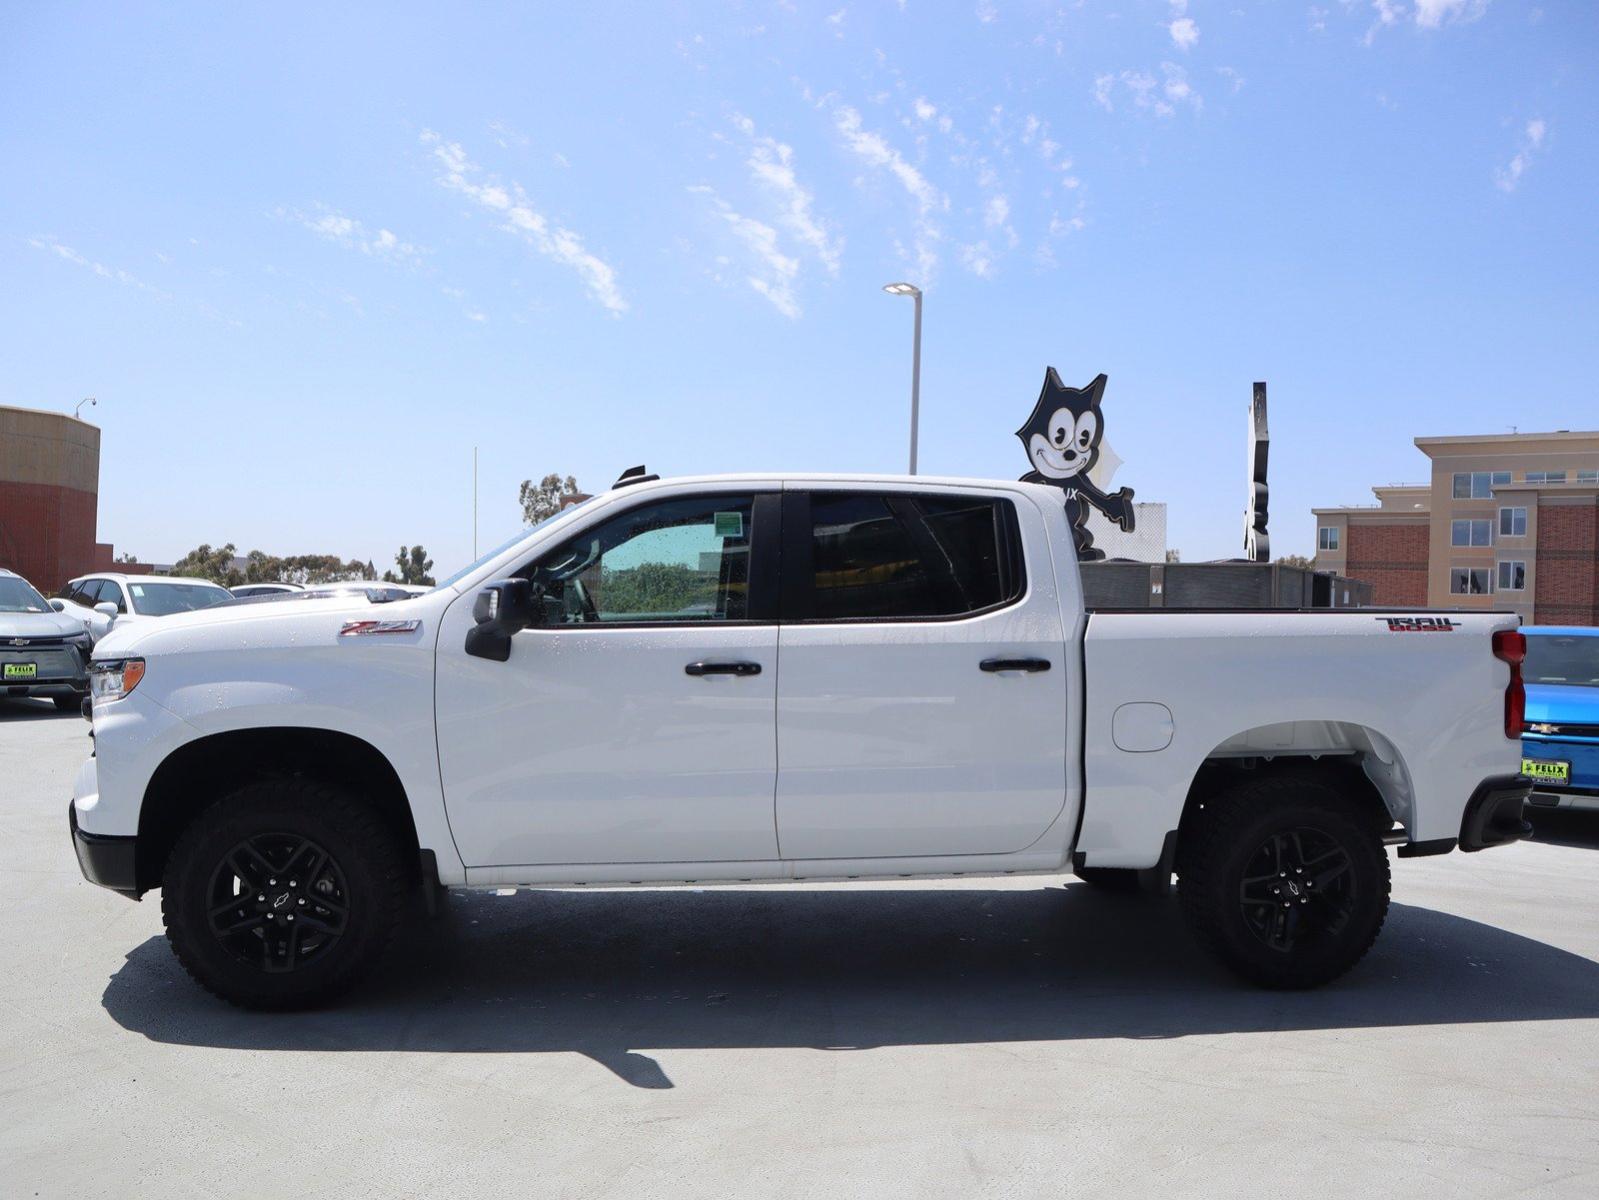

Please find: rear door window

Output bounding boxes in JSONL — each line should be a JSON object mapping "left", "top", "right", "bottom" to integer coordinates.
{"left": 799, "top": 492, "right": 1021, "bottom": 621}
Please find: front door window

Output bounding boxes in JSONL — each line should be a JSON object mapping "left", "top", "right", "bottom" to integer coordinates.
{"left": 534, "top": 495, "right": 756, "bottom": 623}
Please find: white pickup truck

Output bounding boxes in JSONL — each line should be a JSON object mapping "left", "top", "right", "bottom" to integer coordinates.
{"left": 70, "top": 473, "right": 1533, "bottom": 1008}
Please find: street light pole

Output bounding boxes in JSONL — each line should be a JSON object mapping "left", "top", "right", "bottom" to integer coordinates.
{"left": 883, "top": 283, "right": 922, "bottom": 474}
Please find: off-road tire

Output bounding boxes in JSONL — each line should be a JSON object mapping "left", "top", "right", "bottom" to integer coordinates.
{"left": 1178, "top": 775, "right": 1390, "bottom": 989}
{"left": 161, "top": 778, "right": 406, "bottom": 1009}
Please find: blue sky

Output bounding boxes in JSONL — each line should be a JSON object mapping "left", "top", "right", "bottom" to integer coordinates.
{"left": 3, "top": 1, "right": 1594, "bottom": 573}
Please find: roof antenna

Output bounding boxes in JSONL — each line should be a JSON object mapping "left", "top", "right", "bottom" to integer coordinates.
{"left": 613, "top": 464, "right": 659, "bottom": 489}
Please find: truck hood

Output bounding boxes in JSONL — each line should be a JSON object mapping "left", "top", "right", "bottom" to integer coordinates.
{"left": 0, "top": 609, "right": 87, "bottom": 640}
{"left": 92, "top": 594, "right": 416, "bottom": 658}
{"left": 1526, "top": 682, "right": 1599, "bottom": 727}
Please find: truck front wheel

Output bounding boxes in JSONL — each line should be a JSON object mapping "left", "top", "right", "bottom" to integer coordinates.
{"left": 160, "top": 779, "right": 406, "bottom": 1009}
{"left": 1178, "top": 777, "right": 1390, "bottom": 989}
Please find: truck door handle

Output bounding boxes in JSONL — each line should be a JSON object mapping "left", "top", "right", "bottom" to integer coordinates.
{"left": 980, "top": 657, "right": 1051, "bottom": 673}
{"left": 684, "top": 660, "right": 762, "bottom": 677}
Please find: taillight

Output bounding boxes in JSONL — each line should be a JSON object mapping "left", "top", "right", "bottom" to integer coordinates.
{"left": 1492, "top": 630, "right": 1526, "bottom": 739}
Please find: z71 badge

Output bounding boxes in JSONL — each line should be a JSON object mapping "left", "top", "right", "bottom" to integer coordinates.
{"left": 1375, "top": 616, "right": 1461, "bottom": 632}
{"left": 339, "top": 619, "right": 422, "bottom": 637}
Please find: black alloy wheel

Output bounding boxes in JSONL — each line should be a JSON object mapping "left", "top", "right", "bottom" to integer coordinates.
{"left": 1237, "top": 827, "right": 1356, "bottom": 953}
{"left": 206, "top": 833, "right": 351, "bottom": 973}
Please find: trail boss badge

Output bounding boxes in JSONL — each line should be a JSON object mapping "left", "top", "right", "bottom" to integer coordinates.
{"left": 1375, "top": 617, "right": 1461, "bottom": 632}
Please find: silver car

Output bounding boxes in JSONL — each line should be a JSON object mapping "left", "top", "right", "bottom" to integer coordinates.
{"left": 0, "top": 568, "right": 91, "bottom": 711}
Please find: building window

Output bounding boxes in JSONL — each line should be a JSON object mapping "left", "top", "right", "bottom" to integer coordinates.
{"left": 1526, "top": 470, "right": 1568, "bottom": 485}
{"left": 1578, "top": 470, "right": 1598, "bottom": 484}
{"left": 1498, "top": 506, "right": 1528, "bottom": 537}
{"left": 1451, "top": 518, "right": 1492, "bottom": 547}
{"left": 1318, "top": 526, "right": 1339, "bottom": 551}
{"left": 1450, "top": 567, "right": 1492, "bottom": 595}
{"left": 1452, "top": 471, "right": 1499, "bottom": 499}
{"left": 1497, "top": 561, "right": 1527, "bottom": 592}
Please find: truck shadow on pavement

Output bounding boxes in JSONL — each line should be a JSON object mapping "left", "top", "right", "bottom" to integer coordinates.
{"left": 102, "top": 885, "right": 1599, "bottom": 1089}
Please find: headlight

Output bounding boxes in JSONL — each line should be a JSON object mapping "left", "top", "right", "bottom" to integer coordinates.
{"left": 89, "top": 657, "right": 145, "bottom": 703}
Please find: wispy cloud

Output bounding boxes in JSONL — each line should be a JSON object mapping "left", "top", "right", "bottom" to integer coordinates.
{"left": 1169, "top": 17, "right": 1199, "bottom": 51}
{"left": 689, "top": 185, "right": 801, "bottom": 318}
{"left": 833, "top": 105, "right": 946, "bottom": 279}
{"left": 1094, "top": 64, "right": 1202, "bottom": 117}
{"left": 961, "top": 241, "right": 995, "bottom": 278}
{"left": 730, "top": 114, "right": 842, "bottom": 276}
{"left": 421, "top": 130, "right": 627, "bottom": 315}
{"left": 976, "top": 1, "right": 998, "bottom": 23}
{"left": 487, "top": 119, "right": 530, "bottom": 150}
{"left": 281, "top": 206, "right": 424, "bottom": 263}
{"left": 1494, "top": 118, "right": 1546, "bottom": 192}
{"left": 1414, "top": 0, "right": 1491, "bottom": 29}
{"left": 27, "top": 236, "right": 170, "bottom": 299}
{"left": 1363, "top": 0, "right": 1490, "bottom": 42}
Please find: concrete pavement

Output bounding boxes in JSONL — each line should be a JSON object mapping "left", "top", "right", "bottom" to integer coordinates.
{"left": 3, "top": 697, "right": 1597, "bottom": 1198}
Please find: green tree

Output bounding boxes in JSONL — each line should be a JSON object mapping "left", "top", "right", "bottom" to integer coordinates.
{"left": 243, "top": 550, "right": 284, "bottom": 583}
{"left": 519, "top": 473, "right": 582, "bottom": 525}
{"left": 385, "top": 545, "right": 435, "bottom": 586}
{"left": 1277, "top": 554, "right": 1314, "bottom": 569}
{"left": 596, "top": 561, "right": 716, "bottom": 616}
{"left": 172, "top": 543, "right": 243, "bottom": 586}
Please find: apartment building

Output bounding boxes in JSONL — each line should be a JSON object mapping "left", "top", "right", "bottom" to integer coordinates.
{"left": 1312, "top": 430, "right": 1599, "bottom": 625}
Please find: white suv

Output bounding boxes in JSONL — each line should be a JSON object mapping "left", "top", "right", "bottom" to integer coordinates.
{"left": 54, "top": 573, "right": 233, "bottom": 641}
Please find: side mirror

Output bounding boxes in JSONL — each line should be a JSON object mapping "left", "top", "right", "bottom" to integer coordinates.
{"left": 48, "top": 599, "right": 65, "bottom": 612}
{"left": 93, "top": 602, "right": 119, "bottom": 619}
{"left": 465, "top": 578, "right": 544, "bottom": 662}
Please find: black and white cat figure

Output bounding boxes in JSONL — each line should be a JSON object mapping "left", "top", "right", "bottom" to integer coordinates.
{"left": 1015, "top": 368, "right": 1136, "bottom": 562}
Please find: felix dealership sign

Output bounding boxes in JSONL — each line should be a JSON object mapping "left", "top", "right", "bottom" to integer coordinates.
{"left": 1015, "top": 368, "right": 1136, "bottom": 561}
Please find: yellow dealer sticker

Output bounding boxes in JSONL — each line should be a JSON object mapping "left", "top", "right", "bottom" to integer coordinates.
{"left": 1523, "top": 759, "right": 1570, "bottom": 786}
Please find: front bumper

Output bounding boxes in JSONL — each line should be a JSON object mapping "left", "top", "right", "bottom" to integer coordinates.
{"left": 69, "top": 802, "right": 139, "bottom": 898}
{"left": 2, "top": 643, "right": 89, "bottom": 698}
{"left": 4, "top": 682, "right": 86, "bottom": 700}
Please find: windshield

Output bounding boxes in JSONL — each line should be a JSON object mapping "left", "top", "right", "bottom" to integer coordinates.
{"left": 1524, "top": 634, "right": 1599, "bottom": 688}
{"left": 0, "top": 576, "right": 50, "bottom": 613}
{"left": 433, "top": 500, "right": 594, "bottom": 592}
{"left": 128, "top": 581, "right": 234, "bottom": 616}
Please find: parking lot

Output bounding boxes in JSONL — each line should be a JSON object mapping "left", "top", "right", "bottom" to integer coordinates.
{"left": 3, "top": 699, "right": 1597, "bottom": 1198}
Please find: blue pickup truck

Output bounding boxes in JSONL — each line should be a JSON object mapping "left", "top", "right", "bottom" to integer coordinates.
{"left": 1521, "top": 626, "right": 1599, "bottom": 813}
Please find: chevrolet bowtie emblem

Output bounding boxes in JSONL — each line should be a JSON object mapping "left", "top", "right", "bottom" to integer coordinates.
{"left": 9, "top": 638, "right": 26, "bottom": 647}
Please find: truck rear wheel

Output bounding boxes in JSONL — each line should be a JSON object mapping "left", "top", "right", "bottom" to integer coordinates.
{"left": 160, "top": 779, "right": 406, "bottom": 1009}
{"left": 1178, "top": 776, "right": 1390, "bottom": 989}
